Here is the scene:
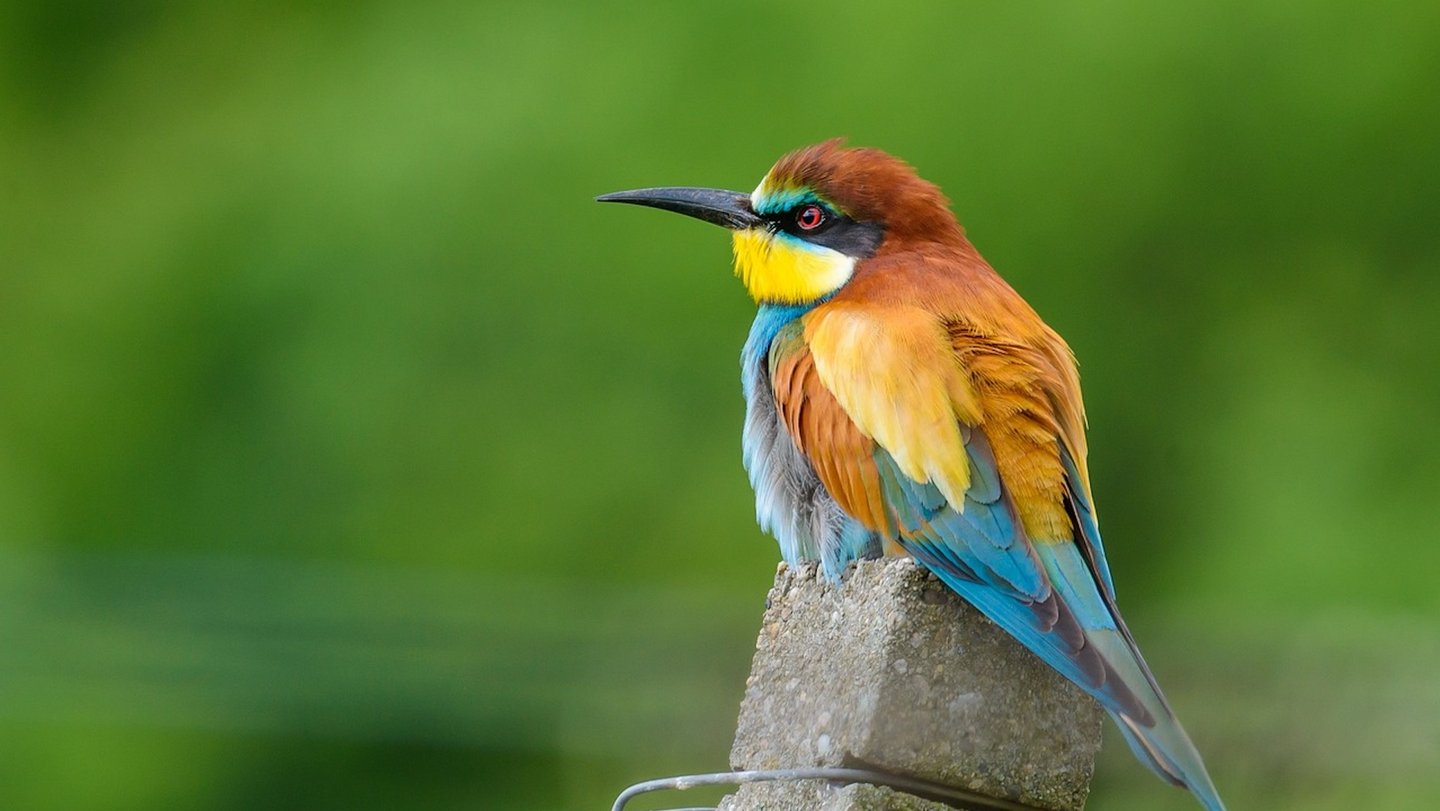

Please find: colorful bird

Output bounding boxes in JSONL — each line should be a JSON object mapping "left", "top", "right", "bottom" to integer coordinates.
{"left": 598, "top": 140, "right": 1225, "bottom": 811}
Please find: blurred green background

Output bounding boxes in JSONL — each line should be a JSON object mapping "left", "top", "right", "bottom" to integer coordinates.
{"left": 2, "top": 1, "right": 1438, "bottom": 809}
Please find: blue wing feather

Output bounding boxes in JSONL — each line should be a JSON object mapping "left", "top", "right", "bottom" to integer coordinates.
{"left": 874, "top": 424, "right": 1227, "bottom": 811}
{"left": 1059, "top": 443, "right": 1116, "bottom": 600}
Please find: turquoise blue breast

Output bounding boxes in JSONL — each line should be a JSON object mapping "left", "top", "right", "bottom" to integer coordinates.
{"left": 739, "top": 305, "right": 879, "bottom": 578}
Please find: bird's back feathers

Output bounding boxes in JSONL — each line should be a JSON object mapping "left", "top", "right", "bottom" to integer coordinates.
{"left": 762, "top": 237, "right": 1225, "bottom": 811}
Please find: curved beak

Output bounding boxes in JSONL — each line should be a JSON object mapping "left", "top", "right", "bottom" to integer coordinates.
{"left": 595, "top": 186, "right": 761, "bottom": 231}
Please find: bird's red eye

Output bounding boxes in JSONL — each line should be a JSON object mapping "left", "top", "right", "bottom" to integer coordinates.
{"left": 795, "top": 205, "right": 825, "bottom": 231}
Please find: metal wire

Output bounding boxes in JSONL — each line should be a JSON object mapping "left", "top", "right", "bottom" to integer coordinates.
{"left": 610, "top": 766, "right": 1044, "bottom": 811}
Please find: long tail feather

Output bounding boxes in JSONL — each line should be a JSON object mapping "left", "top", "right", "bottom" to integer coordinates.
{"left": 1036, "top": 543, "right": 1227, "bottom": 811}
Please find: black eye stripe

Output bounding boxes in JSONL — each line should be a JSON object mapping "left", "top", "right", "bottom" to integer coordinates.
{"left": 762, "top": 205, "right": 885, "bottom": 259}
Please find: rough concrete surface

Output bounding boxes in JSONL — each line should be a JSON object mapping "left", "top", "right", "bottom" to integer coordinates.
{"left": 717, "top": 780, "right": 956, "bottom": 811}
{"left": 727, "top": 558, "right": 1103, "bottom": 811}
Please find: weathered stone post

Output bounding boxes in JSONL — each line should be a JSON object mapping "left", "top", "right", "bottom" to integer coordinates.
{"left": 719, "top": 558, "right": 1105, "bottom": 811}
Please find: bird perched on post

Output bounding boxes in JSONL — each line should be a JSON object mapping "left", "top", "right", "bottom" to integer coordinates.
{"left": 597, "top": 140, "right": 1226, "bottom": 811}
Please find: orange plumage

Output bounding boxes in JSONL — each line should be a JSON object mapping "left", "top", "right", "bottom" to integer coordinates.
{"left": 759, "top": 141, "right": 1086, "bottom": 541}
{"left": 598, "top": 139, "right": 1226, "bottom": 811}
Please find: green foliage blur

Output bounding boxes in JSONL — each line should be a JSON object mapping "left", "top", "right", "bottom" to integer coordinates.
{"left": 2, "top": 1, "right": 1437, "bottom": 809}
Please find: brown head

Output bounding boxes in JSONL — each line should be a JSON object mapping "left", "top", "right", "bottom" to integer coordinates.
{"left": 597, "top": 139, "right": 966, "bottom": 305}
{"left": 757, "top": 139, "right": 964, "bottom": 245}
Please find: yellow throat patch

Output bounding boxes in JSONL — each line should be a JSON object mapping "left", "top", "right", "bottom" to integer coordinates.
{"left": 730, "top": 229, "right": 856, "bottom": 305}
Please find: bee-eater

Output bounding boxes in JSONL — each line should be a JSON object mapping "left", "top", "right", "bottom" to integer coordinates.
{"left": 598, "top": 140, "right": 1226, "bottom": 811}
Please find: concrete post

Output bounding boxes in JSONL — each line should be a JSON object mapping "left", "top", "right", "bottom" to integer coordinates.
{"left": 719, "top": 558, "right": 1104, "bottom": 811}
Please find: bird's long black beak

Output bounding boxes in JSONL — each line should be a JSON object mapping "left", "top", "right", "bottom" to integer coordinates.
{"left": 595, "top": 186, "right": 762, "bottom": 230}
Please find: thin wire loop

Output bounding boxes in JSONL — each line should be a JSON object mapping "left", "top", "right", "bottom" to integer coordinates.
{"left": 610, "top": 766, "right": 1043, "bottom": 811}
